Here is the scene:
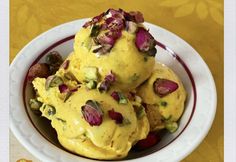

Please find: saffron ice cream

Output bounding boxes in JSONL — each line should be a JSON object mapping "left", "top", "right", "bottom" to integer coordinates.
{"left": 28, "top": 8, "right": 186, "bottom": 160}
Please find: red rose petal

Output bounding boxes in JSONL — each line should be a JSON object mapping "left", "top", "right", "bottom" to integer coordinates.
{"left": 81, "top": 100, "right": 103, "bottom": 126}
{"left": 135, "top": 27, "right": 156, "bottom": 53}
{"left": 111, "top": 91, "right": 119, "bottom": 101}
{"left": 104, "top": 71, "right": 116, "bottom": 83}
{"left": 134, "top": 132, "right": 160, "bottom": 150}
{"left": 153, "top": 78, "right": 179, "bottom": 97}
{"left": 108, "top": 109, "right": 123, "bottom": 124}
{"left": 59, "top": 84, "right": 69, "bottom": 93}
{"left": 129, "top": 11, "right": 144, "bottom": 23}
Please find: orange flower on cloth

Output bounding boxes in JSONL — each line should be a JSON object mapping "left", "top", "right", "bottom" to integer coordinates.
{"left": 159, "top": 0, "right": 223, "bottom": 25}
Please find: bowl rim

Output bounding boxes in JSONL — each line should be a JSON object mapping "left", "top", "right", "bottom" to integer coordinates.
{"left": 10, "top": 19, "right": 217, "bottom": 162}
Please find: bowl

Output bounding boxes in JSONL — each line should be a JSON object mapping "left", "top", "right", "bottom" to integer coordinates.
{"left": 10, "top": 19, "right": 217, "bottom": 162}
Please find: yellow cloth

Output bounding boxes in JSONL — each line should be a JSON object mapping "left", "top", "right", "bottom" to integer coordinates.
{"left": 10, "top": 0, "right": 223, "bottom": 161}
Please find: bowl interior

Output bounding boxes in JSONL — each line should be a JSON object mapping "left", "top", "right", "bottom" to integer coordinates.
{"left": 24, "top": 36, "right": 195, "bottom": 160}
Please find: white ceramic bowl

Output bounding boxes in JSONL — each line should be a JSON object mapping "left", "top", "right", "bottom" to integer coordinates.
{"left": 10, "top": 19, "right": 217, "bottom": 162}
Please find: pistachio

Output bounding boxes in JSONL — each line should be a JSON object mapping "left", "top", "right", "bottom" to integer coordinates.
{"left": 64, "top": 72, "right": 79, "bottom": 83}
{"left": 43, "top": 105, "right": 56, "bottom": 116}
{"left": 133, "top": 105, "right": 145, "bottom": 119}
{"left": 83, "top": 66, "right": 98, "bottom": 81}
{"left": 165, "top": 122, "right": 178, "bottom": 133}
{"left": 29, "top": 99, "right": 42, "bottom": 111}
{"left": 90, "top": 25, "right": 101, "bottom": 37}
{"left": 86, "top": 80, "right": 97, "bottom": 89}
{"left": 81, "top": 100, "right": 103, "bottom": 126}
{"left": 45, "top": 75, "right": 63, "bottom": 90}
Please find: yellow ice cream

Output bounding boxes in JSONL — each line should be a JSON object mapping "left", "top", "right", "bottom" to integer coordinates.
{"left": 32, "top": 78, "right": 149, "bottom": 160}
{"left": 73, "top": 27, "right": 155, "bottom": 92}
{"left": 137, "top": 62, "right": 186, "bottom": 132}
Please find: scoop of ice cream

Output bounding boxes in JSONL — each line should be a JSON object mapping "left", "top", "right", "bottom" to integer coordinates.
{"left": 32, "top": 77, "right": 149, "bottom": 159}
{"left": 73, "top": 9, "right": 156, "bottom": 92}
{"left": 137, "top": 62, "right": 186, "bottom": 132}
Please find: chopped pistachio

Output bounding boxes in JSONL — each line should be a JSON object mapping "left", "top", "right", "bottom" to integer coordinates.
{"left": 86, "top": 80, "right": 97, "bottom": 89}
{"left": 44, "top": 105, "right": 56, "bottom": 116}
{"left": 64, "top": 72, "right": 78, "bottom": 82}
{"left": 120, "top": 118, "right": 131, "bottom": 126}
{"left": 160, "top": 101, "right": 168, "bottom": 107}
{"left": 56, "top": 117, "right": 66, "bottom": 123}
{"left": 83, "top": 66, "right": 98, "bottom": 81}
{"left": 90, "top": 25, "right": 101, "bottom": 37}
{"left": 29, "top": 99, "right": 42, "bottom": 111}
{"left": 118, "top": 92, "right": 128, "bottom": 104}
{"left": 134, "top": 105, "right": 145, "bottom": 119}
{"left": 130, "top": 73, "right": 140, "bottom": 82}
{"left": 165, "top": 122, "right": 178, "bottom": 133}
{"left": 45, "top": 75, "right": 63, "bottom": 90}
{"left": 64, "top": 92, "right": 72, "bottom": 102}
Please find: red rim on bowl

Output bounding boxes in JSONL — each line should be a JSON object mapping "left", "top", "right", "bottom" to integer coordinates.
{"left": 23, "top": 35, "right": 197, "bottom": 160}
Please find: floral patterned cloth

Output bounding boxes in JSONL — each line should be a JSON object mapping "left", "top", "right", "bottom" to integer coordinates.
{"left": 10, "top": 0, "right": 223, "bottom": 161}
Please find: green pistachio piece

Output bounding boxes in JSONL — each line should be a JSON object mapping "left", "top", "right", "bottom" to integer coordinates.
{"left": 165, "top": 122, "right": 178, "bottom": 133}
{"left": 130, "top": 73, "right": 140, "bottom": 82}
{"left": 86, "top": 80, "right": 97, "bottom": 89}
{"left": 45, "top": 75, "right": 63, "bottom": 90}
{"left": 43, "top": 105, "right": 56, "bottom": 116}
{"left": 29, "top": 99, "right": 42, "bottom": 111}
{"left": 120, "top": 118, "right": 131, "bottom": 126}
{"left": 83, "top": 66, "right": 98, "bottom": 81}
{"left": 160, "top": 101, "right": 168, "bottom": 107}
{"left": 134, "top": 105, "right": 145, "bottom": 119}
{"left": 118, "top": 92, "right": 128, "bottom": 104}
{"left": 90, "top": 25, "right": 101, "bottom": 37}
{"left": 56, "top": 117, "right": 66, "bottom": 123}
{"left": 64, "top": 92, "right": 72, "bottom": 102}
{"left": 64, "top": 72, "right": 79, "bottom": 83}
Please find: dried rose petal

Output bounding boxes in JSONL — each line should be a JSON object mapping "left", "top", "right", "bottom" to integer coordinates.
{"left": 83, "top": 12, "right": 105, "bottom": 28}
{"left": 153, "top": 78, "right": 179, "bottom": 97}
{"left": 98, "top": 34, "right": 116, "bottom": 46}
{"left": 126, "top": 91, "right": 136, "bottom": 101}
{"left": 106, "top": 30, "right": 122, "bottom": 39}
{"left": 135, "top": 27, "right": 156, "bottom": 54}
{"left": 61, "top": 60, "right": 70, "bottom": 70}
{"left": 111, "top": 91, "right": 119, "bottom": 101}
{"left": 108, "top": 109, "right": 123, "bottom": 124}
{"left": 59, "top": 84, "right": 69, "bottom": 93}
{"left": 105, "top": 17, "right": 124, "bottom": 31}
{"left": 98, "top": 71, "right": 116, "bottom": 92}
{"left": 81, "top": 100, "right": 103, "bottom": 126}
{"left": 106, "top": 8, "right": 124, "bottom": 19}
{"left": 134, "top": 132, "right": 160, "bottom": 150}
{"left": 104, "top": 71, "right": 116, "bottom": 83}
{"left": 110, "top": 91, "right": 128, "bottom": 104}
{"left": 70, "top": 86, "right": 80, "bottom": 92}
{"left": 98, "top": 80, "right": 110, "bottom": 92}
{"left": 129, "top": 11, "right": 144, "bottom": 23}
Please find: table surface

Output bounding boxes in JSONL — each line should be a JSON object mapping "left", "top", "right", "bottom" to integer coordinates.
{"left": 10, "top": 0, "right": 223, "bottom": 161}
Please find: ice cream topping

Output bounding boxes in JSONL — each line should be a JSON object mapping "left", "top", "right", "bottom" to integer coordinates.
{"left": 81, "top": 100, "right": 103, "bottom": 126}
{"left": 153, "top": 78, "right": 179, "bottom": 97}
{"left": 82, "top": 8, "right": 157, "bottom": 56}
